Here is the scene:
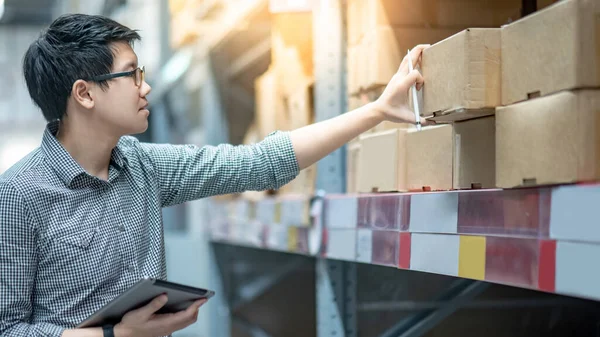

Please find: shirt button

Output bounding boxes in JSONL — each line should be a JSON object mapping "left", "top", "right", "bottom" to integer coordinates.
{"left": 118, "top": 225, "right": 125, "bottom": 232}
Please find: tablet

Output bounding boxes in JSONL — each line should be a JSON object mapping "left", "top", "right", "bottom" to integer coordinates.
{"left": 77, "top": 277, "right": 215, "bottom": 328}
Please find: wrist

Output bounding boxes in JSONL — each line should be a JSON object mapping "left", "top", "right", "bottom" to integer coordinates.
{"left": 113, "top": 324, "right": 131, "bottom": 337}
{"left": 366, "top": 101, "right": 387, "bottom": 123}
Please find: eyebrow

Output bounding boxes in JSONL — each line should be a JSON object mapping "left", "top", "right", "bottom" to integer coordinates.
{"left": 121, "top": 61, "right": 138, "bottom": 72}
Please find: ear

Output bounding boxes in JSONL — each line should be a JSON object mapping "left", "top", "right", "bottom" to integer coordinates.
{"left": 71, "top": 79, "right": 95, "bottom": 110}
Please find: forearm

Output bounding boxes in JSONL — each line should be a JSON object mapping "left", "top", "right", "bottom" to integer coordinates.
{"left": 290, "top": 102, "right": 384, "bottom": 169}
{"left": 62, "top": 324, "right": 132, "bottom": 337}
{"left": 62, "top": 327, "right": 103, "bottom": 337}
{"left": 1, "top": 322, "right": 67, "bottom": 337}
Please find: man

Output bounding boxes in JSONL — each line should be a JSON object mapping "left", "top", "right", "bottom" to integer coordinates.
{"left": 0, "top": 13, "right": 429, "bottom": 337}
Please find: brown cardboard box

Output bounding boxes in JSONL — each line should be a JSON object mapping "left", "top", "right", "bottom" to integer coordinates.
{"left": 348, "top": 96, "right": 364, "bottom": 111}
{"left": 496, "top": 90, "right": 600, "bottom": 188}
{"left": 271, "top": 12, "right": 314, "bottom": 97}
{"left": 346, "top": 139, "right": 361, "bottom": 193}
{"left": 347, "top": 0, "right": 365, "bottom": 46}
{"left": 353, "top": 26, "right": 461, "bottom": 93}
{"left": 406, "top": 117, "right": 496, "bottom": 190}
{"left": 281, "top": 164, "right": 316, "bottom": 195}
{"left": 357, "top": 129, "right": 408, "bottom": 192}
{"left": 406, "top": 125, "right": 454, "bottom": 190}
{"left": 347, "top": 46, "right": 360, "bottom": 95}
{"left": 422, "top": 28, "right": 501, "bottom": 120}
{"left": 286, "top": 82, "right": 314, "bottom": 130}
{"left": 373, "top": 122, "right": 415, "bottom": 133}
{"left": 255, "top": 69, "right": 288, "bottom": 138}
{"left": 453, "top": 116, "right": 496, "bottom": 189}
{"left": 347, "top": 0, "right": 521, "bottom": 46}
{"left": 537, "top": 0, "right": 560, "bottom": 10}
{"left": 501, "top": 0, "right": 600, "bottom": 105}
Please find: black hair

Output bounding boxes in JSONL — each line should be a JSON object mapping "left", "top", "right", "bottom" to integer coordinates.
{"left": 23, "top": 14, "right": 141, "bottom": 122}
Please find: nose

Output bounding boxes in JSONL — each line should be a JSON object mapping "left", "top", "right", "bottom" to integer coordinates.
{"left": 140, "top": 80, "right": 152, "bottom": 97}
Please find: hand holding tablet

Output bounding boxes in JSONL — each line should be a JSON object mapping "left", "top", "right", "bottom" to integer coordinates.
{"left": 77, "top": 277, "right": 215, "bottom": 333}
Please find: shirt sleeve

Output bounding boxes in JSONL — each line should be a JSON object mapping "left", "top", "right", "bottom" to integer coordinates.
{"left": 139, "top": 131, "right": 300, "bottom": 207}
{"left": 0, "top": 181, "right": 66, "bottom": 337}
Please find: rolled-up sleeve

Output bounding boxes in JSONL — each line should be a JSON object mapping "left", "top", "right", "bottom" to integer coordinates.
{"left": 139, "top": 131, "right": 300, "bottom": 207}
{"left": 0, "top": 181, "right": 66, "bottom": 337}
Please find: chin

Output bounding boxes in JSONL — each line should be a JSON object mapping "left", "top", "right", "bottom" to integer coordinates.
{"left": 131, "top": 121, "right": 149, "bottom": 135}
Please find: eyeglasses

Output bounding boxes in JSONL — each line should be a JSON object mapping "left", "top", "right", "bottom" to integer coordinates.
{"left": 88, "top": 66, "right": 145, "bottom": 87}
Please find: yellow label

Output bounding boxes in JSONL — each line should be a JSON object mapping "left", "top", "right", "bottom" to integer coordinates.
{"left": 274, "top": 202, "right": 282, "bottom": 224}
{"left": 459, "top": 236, "right": 486, "bottom": 280}
{"left": 288, "top": 227, "right": 298, "bottom": 251}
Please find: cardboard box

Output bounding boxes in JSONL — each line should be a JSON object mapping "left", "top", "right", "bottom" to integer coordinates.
{"left": 422, "top": 28, "right": 501, "bottom": 120}
{"left": 348, "top": 96, "right": 364, "bottom": 111}
{"left": 406, "top": 117, "right": 496, "bottom": 190}
{"left": 357, "top": 129, "right": 408, "bottom": 192}
{"left": 406, "top": 125, "right": 454, "bottom": 190}
{"left": 255, "top": 69, "right": 288, "bottom": 138}
{"left": 346, "top": 140, "right": 361, "bottom": 193}
{"left": 537, "top": 0, "right": 560, "bottom": 10}
{"left": 453, "top": 116, "right": 496, "bottom": 189}
{"left": 501, "top": 0, "right": 600, "bottom": 105}
{"left": 373, "top": 122, "right": 414, "bottom": 133}
{"left": 286, "top": 82, "right": 314, "bottom": 130}
{"left": 353, "top": 26, "right": 461, "bottom": 93}
{"left": 271, "top": 12, "right": 314, "bottom": 97}
{"left": 281, "top": 164, "right": 316, "bottom": 195}
{"left": 496, "top": 90, "right": 600, "bottom": 188}
{"left": 347, "top": 0, "right": 522, "bottom": 46}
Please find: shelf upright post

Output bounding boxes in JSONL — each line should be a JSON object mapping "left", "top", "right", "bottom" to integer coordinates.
{"left": 313, "top": 1, "right": 356, "bottom": 336}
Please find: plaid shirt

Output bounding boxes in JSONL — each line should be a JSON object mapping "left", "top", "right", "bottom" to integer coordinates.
{"left": 0, "top": 121, "right": 299, "bottom": 336}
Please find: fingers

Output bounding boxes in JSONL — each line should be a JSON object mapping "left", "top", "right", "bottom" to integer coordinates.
{"left": 158, "top": 298, "right": 208, "bottom": 331}
{"left": 408, "top": 44, "right": 429, "bottom": 72}
{"left": 402, "top": 69, "right": 424, "bottom": 92}
{"left": 398, "top": 44, "right": 430, "bottom": 75}
{"left": 420, "top": 116, "right": 435, "bottom": 126}
{"left": 135, "top": 294, "right": 168, "bottom": 319}
{"left": 187, "top": 299, "right": 207, "bottom": 314}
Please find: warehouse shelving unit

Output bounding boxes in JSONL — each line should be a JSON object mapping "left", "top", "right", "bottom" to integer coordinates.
{"left": 210, "top": 183, "right": 600, "bottom": 303}
{"left": 157, "top": 0, "right": 600, "bottom": 336}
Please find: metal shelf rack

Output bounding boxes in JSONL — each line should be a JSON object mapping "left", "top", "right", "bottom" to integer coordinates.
{"left": 166, "top": 0, "right": 600, "bottom": 336}
{"left": 209, "top": 183, "right": 600, "bottom": 304}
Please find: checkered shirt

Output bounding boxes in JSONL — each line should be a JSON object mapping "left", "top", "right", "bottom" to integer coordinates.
{"left": 0, "top": 120, "right": 299, "bottom": 336}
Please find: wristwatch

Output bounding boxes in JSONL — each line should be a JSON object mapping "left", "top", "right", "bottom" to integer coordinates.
{"left": 102, "top": 324, "right": 115, "bottom": 337}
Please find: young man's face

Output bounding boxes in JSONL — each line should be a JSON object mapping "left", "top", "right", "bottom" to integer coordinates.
{"left": 92, "top": 42, "right": 152, "bottom": 136}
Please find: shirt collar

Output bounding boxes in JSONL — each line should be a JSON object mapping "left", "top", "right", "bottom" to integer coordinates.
{"left": 41, "top": 120, "right": 128, "bottom": 187}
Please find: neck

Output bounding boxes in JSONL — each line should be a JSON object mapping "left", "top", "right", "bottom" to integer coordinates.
{"left": 56, "top": 119, "right": 120, "bottom": 181}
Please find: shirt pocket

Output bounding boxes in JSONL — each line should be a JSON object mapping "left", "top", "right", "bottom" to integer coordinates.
{"left": 57, "top": 228, "right": 98, "bottom": 249}
{"left": 39, "top": 226, "right": 123, "bottom": 293}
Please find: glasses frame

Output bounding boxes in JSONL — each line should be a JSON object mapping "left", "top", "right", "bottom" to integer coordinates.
{"left": 88, "top": 66, "right": 145, "bottom": 87}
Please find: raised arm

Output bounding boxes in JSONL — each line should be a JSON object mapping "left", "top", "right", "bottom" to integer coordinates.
{"left": 138, "top": 130, "right": 299, "bottom": 207}
{"left": 291, "top": 45, "right": 430, "bottom": 169}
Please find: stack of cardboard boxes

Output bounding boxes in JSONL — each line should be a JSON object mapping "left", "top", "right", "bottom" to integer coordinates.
{"left": 350, "top": 0, "right": 599, "bottom": 193}
{"left": 252, "top": 11, "right": 316, "bottom": 196}
{"left": 496, "top": 0, "right": 600, "bottom": 187}
{"left": 349, "top": 0, "right": 522, "bottom": 192}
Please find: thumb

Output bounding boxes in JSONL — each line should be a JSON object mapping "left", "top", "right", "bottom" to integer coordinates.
{"left": 401, "top": 69, "right": 424, "bottom": 92}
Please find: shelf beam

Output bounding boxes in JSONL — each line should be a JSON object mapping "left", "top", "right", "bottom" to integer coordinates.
{"left": 378, "top": 280, "right": 489, "bottom": 337}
